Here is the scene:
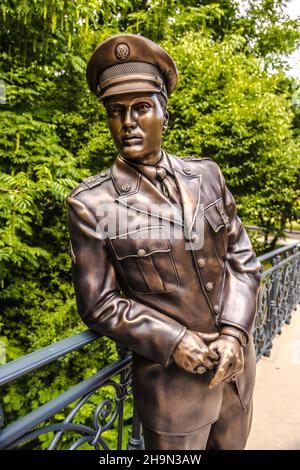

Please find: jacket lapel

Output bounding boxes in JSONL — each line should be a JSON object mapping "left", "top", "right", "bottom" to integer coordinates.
{"left": 111, "top": 153, "right": 202, "bottom": 233}
{"left": 167, "top": 153, "right": 202, "bottom": 238}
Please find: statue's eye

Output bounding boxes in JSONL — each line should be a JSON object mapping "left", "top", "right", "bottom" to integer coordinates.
{"left": 135, "top": 103, "right": 150, "bottom": 112}
{"left": 108, "top": 106, "right": 122, "bottom": 115}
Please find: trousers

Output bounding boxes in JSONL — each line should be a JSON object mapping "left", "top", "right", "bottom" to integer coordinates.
{"left": 142, "top": 382, "right": 253, "bottom": 450}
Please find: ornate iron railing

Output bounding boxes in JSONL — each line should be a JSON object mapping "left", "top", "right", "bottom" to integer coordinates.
{"left": 0, "top": 242, "right": 299, "bottom": 450}
{"left": 253, "top": 243, "right": 300, "bottom": 359}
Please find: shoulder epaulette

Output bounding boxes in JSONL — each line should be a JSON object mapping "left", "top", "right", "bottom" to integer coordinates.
{"left": 198, "top": 157, "right": 214, "bottom": 162}
{"left": 182, "top": 156, "right": 215, "bottom": 162}
{"left": 68, "top": 171, "right": 111, "bottom": 198}
{"left": 82, "top": 170, "right": 111, "bottom": 189}
{"left": 181, "top": 156, "right": 202, "bottom": 161}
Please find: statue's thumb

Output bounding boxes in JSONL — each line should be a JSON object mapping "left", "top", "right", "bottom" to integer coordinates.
{"left": 199, "top": 332, "right": 219, "bottom": 344}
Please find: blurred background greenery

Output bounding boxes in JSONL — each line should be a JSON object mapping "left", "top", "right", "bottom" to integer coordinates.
{"left": 0, "top": 0, "right": 300, "bottom": 449}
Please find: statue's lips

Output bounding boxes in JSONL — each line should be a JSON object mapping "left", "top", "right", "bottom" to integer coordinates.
{"left": 122, "top": 136, "right": 143, "bottom": 146}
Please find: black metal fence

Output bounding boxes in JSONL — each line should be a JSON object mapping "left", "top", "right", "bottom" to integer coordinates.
{"left": 0, "top": 242, "right": 299, "bottom": 450}
{"left": 253, "top": 243, "right": 300, "bottom": 360}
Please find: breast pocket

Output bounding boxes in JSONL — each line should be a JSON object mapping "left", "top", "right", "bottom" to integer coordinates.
{"left": 203, "top": 198, "right": 230, "bottom": 269}
{"left": 108, "top": 226, "right": 179, "bottom": 295}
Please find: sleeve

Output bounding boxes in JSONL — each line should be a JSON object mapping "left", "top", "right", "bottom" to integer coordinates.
{"left": 66, "top": 195, "right": 187, "bottom": 367}
{"left": 215, "top": 165, "right": 262, "bottom": 340}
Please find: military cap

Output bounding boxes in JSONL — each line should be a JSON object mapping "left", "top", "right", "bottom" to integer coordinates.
{"left": 86, "top": 34, "right": 178, "bottom": 101}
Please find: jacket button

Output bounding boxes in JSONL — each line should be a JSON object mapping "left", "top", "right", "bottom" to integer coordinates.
{"left": 137, "top": 248, "right": 146, "bottom": 257}
{"left": 183, "top": 166, "right": 192, "bottom": 175}
{"left": 197, "top": 257, "right": 206, "bottom": 268}
{"left": 214, "top": 304, "right": 221, "bottom": 314}
{"left": 121, "top": 183, "right": 131, "bottom": 192}
{"left": 191, "top": 234, "right": 199, "bottom": 243}
{"left": 205, "top": 281, "right": 214, "bottom": 291}
{"left": 100, "top": 172, "right": 107, "bottom": 177}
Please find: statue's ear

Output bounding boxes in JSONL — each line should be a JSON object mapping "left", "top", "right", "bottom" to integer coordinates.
{"left": 164, "top": 109, "right": 169, "bottom": 127}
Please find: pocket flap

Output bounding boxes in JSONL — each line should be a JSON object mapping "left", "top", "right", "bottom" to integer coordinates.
{"left": 109, "top": 226, "right": 171, "bottom": 260}
{"left": 203, "top": 198, "right": 230, "bottom": 233}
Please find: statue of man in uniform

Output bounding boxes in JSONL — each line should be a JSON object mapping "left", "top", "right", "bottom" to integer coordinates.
{"left": 67, "top": 34, "right": 262, "bottom": 450}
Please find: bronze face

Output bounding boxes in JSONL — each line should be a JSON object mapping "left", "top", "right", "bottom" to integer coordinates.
{"left": 104, "top": 92, "right": 168, "bottom": 165}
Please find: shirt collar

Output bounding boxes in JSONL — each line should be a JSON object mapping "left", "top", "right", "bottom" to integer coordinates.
{"left": 119, "top": 149, "right": 174, "bottom": 185}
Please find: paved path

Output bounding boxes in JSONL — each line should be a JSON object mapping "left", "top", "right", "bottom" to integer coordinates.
{"left": 246, "top": 304, "right": 300, "bottom": 450}
{"left": 245, "top": 225, "right": 300, "bottom": 244}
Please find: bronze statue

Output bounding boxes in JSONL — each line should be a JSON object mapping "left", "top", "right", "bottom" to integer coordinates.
{"left": 67, "top": 34, "right": 262, "bottom": 450}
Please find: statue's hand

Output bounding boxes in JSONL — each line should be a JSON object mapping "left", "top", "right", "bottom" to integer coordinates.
{"left": 172, "top": 330, "right": 219, "bottom": 374}
{"left": 208, "top": 335, "right": 244, "bottom": 389}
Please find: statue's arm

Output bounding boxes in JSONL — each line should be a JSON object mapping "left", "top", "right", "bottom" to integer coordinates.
{"left": 66, "top": 195, "right": 187, "bottom": 367}
{"left": 215, "top": 165, "right": 262, "bottom": 342}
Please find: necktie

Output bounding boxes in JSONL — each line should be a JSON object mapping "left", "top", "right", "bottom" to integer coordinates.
{"left": 155, "top": 166, "right": 180, "bottom": 206}
{"left": 123, "top": 155, "right": 182, "bottom": 207}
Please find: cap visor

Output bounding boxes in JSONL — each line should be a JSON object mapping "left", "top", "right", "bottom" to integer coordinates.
{"left": 101, "top": 81, "right": 161, "bottom": 99}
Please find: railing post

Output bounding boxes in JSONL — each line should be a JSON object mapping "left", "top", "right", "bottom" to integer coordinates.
{"left": 284, "top": 247, "right": 294, "bottom": 325}
{"left": 116, "top": 344, "right": 130, "bottom": 450}
{"left": 127, "top": 404, "right": 144, "bottom": 450}
{"left": 291, "top": 246, "right": 300, "bottom": 310}
{"left": 0, "top": 405, "right": 4, "bottom": 429}
{"left": 264, "top": 254, "right": 281, "bottom": 356}
{"left": 116, "top": 345, "right": 145, "bottom": 451}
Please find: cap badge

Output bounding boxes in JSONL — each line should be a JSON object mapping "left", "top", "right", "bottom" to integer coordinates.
{"left": 115, "top": 43, "right": 130, "bottom": 61}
